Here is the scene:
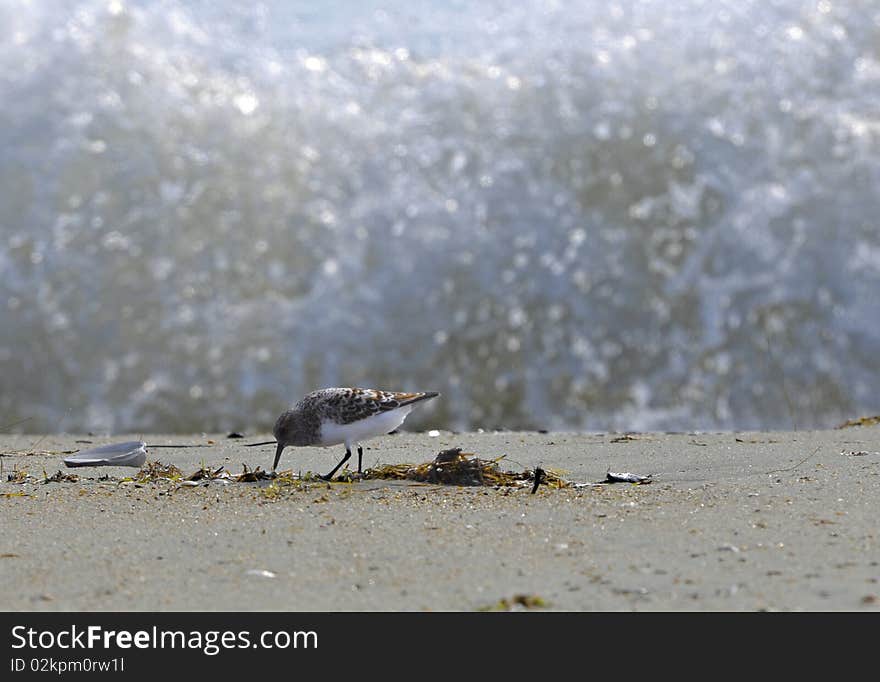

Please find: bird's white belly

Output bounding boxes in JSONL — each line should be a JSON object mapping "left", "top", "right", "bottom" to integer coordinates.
{"left": 318, "top": 406, "right": 412, "bottom": 447}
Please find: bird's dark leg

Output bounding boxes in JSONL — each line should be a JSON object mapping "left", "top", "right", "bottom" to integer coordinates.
{"left": 321, "top": 448, "right": 351, "bottom": 481}
{"left": 357, "top": 446, "right": 364, "bottom": 474}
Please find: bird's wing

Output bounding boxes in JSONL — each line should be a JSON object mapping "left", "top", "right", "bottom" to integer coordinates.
{"left": 360, "top": 389, "right": 440, "bottom": 411}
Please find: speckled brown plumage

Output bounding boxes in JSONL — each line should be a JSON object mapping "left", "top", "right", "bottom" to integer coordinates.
{"left": 272, "top": 388, "right": 440, "bottom": 474}
{"left": 303, "top": 387, "right": 437, "bottom": 425}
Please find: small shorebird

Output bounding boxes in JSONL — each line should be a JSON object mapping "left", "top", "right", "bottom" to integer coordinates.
{"left": 271, "top": 387, "right": 440, "bottom": 479}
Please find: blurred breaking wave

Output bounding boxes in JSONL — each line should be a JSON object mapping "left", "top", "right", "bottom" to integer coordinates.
{"left": 2, "top": 0, "right": 880, "bottom": 433}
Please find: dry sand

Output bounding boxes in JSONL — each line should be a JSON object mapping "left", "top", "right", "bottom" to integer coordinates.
{"left": 1, "top": 428, "right": 879, "bottom": 611}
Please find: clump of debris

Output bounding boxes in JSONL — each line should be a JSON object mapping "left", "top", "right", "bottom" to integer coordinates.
{"left": 362, "top": 448, "right": 566, "bottom": 489}
{"left": 132, "top": 461, "right": 184, "bottom": 484}
{"left": 234, "top": 464, "right": 274, "bottom": 482}
{"left": 43, "top": 470, "right": 79, "bottom": 484}
{"left": 6, "top": 468, "right": 32, "bottom": 484}
{"left": 479, "top": 594, "right": 549, "bottom": 611}
{"left": 186, "top": 464, "right": 229, "bottom": 482}
{"left": 837, "top": 415, "right": 880, "bottom": 428}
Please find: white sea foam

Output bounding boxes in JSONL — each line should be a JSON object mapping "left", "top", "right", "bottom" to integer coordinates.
{"left": 1, "top": 1, "right": 879, "bottom": 432}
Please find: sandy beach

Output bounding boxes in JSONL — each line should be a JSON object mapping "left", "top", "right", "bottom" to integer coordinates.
{"left": 1, "top": 427, "right": 879, "bottom": 611}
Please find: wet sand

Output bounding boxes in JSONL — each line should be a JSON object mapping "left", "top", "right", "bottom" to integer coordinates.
{"left": 1, "top": 428, "right": 879, "bottom": 611}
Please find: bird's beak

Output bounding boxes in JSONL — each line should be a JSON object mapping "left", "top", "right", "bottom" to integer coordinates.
{"left": 273, "top": 442, "right": 285, "bottom": 472}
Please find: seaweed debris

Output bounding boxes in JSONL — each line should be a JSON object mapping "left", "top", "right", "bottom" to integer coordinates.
{"left": 235, "top": 464, "right": 274, "bottom": 482}
{"left": 6, "top": 468, "right": 31, "bottom": 484}
{"left": 187, "top": 465, "right": 229, "bottom": 481}
{"left": 837, "top": 415, "right": 880, "bottom": 429}
{"left": 43, "top": 470, "right": 79, "bottom": 484}
{"left": 479, "top": 594, "right": 548, "bottom": 611}
{"left": 133, "top": 461, "right": 184, "bottom": 483}
{"left": 116, "top": 462, "right": 303, "bottom": 488}
{"left": 258, "top": 475, "right": 306, "bottom": 500}
{"left": 363, "top": 448, "right": 566, "bottom": 489}
{"left": 610, "top": 434, "right": 645, "bottom": 443}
